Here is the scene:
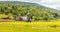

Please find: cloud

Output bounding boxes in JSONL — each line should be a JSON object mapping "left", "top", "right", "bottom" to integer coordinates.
{"left": 38, "top": 0, "right": 60, "bottom": 10}
{"left": 52, "top": 5, "right": 60, "bottom": 10}
{"left": 14, "top": 0, "right": 40, "bottom": 3}
{"left": 39, "top": 0, "right": 60, "bottom": 5}
{"left": 0, "top": 0, "right": 12, "bottom": 1}
{"left": 40, "top": 0, "right": 60, "bottom": 3}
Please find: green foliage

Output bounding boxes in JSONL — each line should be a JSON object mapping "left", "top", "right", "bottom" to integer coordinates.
{"left": 0, "top": 1, "right": 60, "bottom": 21}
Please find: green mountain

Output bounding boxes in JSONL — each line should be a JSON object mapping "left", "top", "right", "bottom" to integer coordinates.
{"left": 0, "top": 1, "right": 60, "bottom": 21}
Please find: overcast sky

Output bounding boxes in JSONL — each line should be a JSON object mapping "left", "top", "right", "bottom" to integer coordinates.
{"left": 0, "top": 0, "right": 60, "bottom": 10}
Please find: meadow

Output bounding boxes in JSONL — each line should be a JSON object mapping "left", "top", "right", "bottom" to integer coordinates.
{"left": 0, "top": 20, "right": 60, "bottom": 32}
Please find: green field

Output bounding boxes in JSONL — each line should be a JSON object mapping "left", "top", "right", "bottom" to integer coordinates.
{"left": 0, "top": 21, "right": 60, "bottom": 32}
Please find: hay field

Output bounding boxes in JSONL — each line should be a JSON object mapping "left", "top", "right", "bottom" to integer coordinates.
{"left": 0, "top": 20, "right": 60, "bottom": 32}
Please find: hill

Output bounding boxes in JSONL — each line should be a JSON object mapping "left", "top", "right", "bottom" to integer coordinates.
{"left": 0, "top": 1, "right": 60, "bottom": 21}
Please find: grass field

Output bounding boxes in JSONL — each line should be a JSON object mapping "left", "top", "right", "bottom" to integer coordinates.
{"left": 0, "top": 20, "right": 60, "bottom": 32}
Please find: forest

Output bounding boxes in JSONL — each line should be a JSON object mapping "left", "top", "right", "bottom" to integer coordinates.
{"left": 0, "top": 1, "right": 60, "bottom": 21}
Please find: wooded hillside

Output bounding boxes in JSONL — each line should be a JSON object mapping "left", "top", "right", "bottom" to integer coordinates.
{"left": 0, "top": 1, "right": 60, "bottom": 21}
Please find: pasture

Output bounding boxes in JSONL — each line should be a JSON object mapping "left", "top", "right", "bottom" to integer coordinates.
{"left": 0, "top": 20, "right": 60, "bottom": 32}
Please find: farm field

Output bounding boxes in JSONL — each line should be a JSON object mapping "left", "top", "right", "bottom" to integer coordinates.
{"left": 0, "top": 20, "right": 60, "bottom": 32}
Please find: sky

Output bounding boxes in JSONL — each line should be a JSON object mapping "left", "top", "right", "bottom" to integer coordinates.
{"left": 0, "top": 0, "right": 60, "bottom": 10}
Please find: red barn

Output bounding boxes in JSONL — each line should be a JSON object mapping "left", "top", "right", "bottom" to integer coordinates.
{"left": 17, "top": 16, "right": 23, "bottom": 21}
{"left": 1, "top": 16, "right": 10, "bottom": 19}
